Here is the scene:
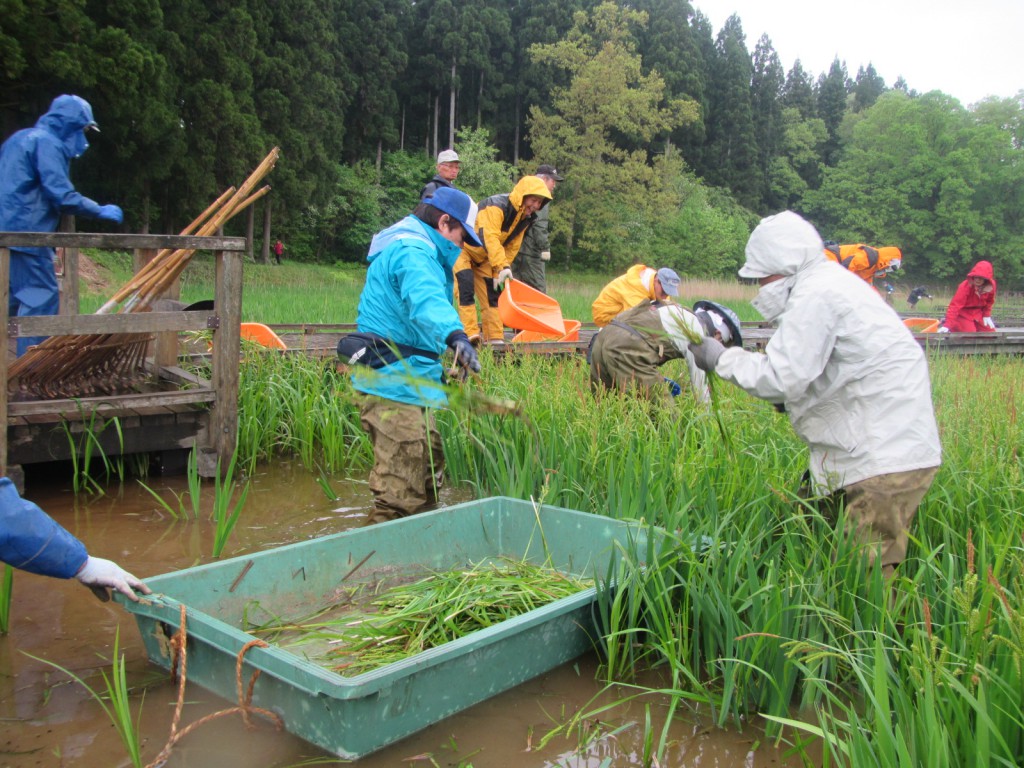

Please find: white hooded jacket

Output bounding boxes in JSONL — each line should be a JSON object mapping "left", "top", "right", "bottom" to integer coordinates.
{"left": 717, "top": 212, "right": 941, "bottom": 492}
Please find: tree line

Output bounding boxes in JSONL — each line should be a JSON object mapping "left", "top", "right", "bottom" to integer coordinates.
{"left": 2, "top": 0, "right": 1021, "bottom": 283}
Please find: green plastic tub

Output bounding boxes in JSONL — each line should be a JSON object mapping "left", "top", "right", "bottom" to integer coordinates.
{"left": 116, "top": 497, "right": 648, "bottom": 759}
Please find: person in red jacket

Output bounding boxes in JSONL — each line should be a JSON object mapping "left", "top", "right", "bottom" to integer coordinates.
{"left": 940, "top": 260, "right": 997, "bottom": 332}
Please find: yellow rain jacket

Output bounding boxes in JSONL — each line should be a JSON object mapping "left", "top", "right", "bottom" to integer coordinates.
{"left": 591, "top": 264, "right": 660, "bottom": 327}
{"left": 459, "top": 175, "right": 552, "bottom": 275}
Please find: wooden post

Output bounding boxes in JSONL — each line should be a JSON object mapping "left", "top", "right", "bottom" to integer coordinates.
{"left": 134, "top": 247, "right": 179, "bottom": 369}
{"left": 209, "top": 249, "right": 242, "bottom": 475}
{"left": 58, "top": 214, "right": 79, "bottom": 315}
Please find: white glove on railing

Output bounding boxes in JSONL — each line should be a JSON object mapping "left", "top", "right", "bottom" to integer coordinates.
{"left": 540, "top": 251, "right": 551, "bottom": 262}
{"left": 493, "top": 268, "right": 513, "bottom": 292}
{"left": 983, "top": 316, "right": 995, "bottom": 330}
{"left": 938, "top": 326, "right": 950, "bottom": 333}
{"left": 76, "top": 556, "right": 152, "bottom": 602}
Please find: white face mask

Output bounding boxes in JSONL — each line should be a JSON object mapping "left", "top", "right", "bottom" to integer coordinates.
{"left": 751, "top": 277, "right": 795, "bottom": 322}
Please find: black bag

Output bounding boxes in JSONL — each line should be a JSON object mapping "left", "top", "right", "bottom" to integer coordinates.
{"left": 337, "top": 332, "right": 439, "bottom": 369}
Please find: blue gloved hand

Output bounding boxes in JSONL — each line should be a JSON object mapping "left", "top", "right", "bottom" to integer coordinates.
{"left": 446, "top": 330, "right": 481, "bottom": 376}
{"left": 690, "top": 335, "right": 726, "bottom": 372}
{"left": 663, "top": 377, "right": 681, "bottom": 397}
{"left": 97, "top": 204, "right": 124, "bottom": 224}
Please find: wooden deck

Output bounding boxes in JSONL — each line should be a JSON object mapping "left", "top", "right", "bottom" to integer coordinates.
{"left": 2, "top": 232, "right": 246, "bottom": 481}
{"left": 270, "top": 321, "right": 1024, "bottom": 358}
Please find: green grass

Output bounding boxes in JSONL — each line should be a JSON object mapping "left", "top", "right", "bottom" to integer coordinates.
{"left": 74, "top": 252, "right": 1024, "bottom": 765}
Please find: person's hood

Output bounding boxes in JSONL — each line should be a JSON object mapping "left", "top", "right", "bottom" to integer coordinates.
{"left": 740, "top": 211, "right": 825, "bottom": 279}
{"left": 877, "top": 246, "right": 902, "bottom": 268}
{"left": 36, "top": 95, "right": 97, "bottom": 158}
{"left": 967, "top": 260, "right": 997, "bottom": 291}
{"left": 509, "top": 175, "right": 553, "bottom": 210}
{"left": 367, "top": 215, "right": 461, "bottom": 268}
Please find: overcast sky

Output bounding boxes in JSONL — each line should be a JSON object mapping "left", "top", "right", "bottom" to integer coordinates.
{"left": 695, "top": 0, "right": 1024, "bottom": 107}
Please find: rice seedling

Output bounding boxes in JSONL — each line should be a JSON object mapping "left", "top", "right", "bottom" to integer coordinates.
{"left": 247, "top": 558, "right": 590, "bottom": 676}
{"left": 60, "top": 403, "right": 124, "bottom": 496}
{"left": 136, "top": 448, "right": 203, "bottom": 520}
{"left": 27, "top": 629, "right": 144, "bottom": 768}
{"left": 210, "top": 447, "right": 250, "bottom": 558}
{"left": 155, "top": 258, "right": 1024, "bottom": 766}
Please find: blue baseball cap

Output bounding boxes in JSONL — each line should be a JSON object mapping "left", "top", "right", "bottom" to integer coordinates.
{"left": 656, "top": 267, "right": 681, "bottom": 296}
{"left": 424, "top": 187, "right": 482, "bottom": 247}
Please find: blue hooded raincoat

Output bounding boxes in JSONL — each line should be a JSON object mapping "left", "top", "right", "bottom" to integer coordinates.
{"left": 0, "top": 95, "right": 106, "bottom": 353}
{"left": 352, "top": 216, "right": 465, "bottom": 408}
{"left": 0, "top": 477, "right": 87, "bottom": 579}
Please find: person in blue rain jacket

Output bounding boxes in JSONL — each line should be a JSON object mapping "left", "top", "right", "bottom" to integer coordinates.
{"left": 0, "top": 477, "right": 149, "bottom": 601}
{"left": 339, "top": 187, "right": 482, "bottom": 524}
{"left": 0, "top": 95, "right": 124, "bottom": 355}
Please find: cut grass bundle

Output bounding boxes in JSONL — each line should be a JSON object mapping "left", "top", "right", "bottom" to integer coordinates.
{"left": 248, "top": 558, "right": 591, "bottom": 676}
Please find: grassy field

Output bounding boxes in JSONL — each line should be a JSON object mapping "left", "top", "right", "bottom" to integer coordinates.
{"left": 80, "top": 253, "right": 985, "bottom": 325}
{"left": 81, "top": 253, "right": 1024, "bottom": 765}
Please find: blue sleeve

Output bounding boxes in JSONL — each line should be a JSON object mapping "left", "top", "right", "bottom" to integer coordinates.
{"left": 393, "top": 246, "right": 464, "bottom": 349}
{"left": 35, "top": 138, "right": 102, "bottom": 219}
{"left": 0, "top": 478, "right": 88, "bottom": 579}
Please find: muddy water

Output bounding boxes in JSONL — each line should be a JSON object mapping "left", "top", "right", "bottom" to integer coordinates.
{"left": 0, "top": 462, "right": 807, "bottom": 768}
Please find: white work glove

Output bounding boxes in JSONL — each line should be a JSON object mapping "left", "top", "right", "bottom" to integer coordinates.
{"left": 76, "top": 556, "right": 152, "bottom": 603}
{"left": 540, "top": 250, "right": 551, "bottom": 262}
{"left": 493, "top": 268, "right": 513, "bottom": 292}
{"left": 938, "top": 326, "right": 950, "bottom": 333}
{"left": 690, "top": 336, "right": 726, "bottom": 372}
{"left": 983, "top": 316, "right": 995, "bottom": 330}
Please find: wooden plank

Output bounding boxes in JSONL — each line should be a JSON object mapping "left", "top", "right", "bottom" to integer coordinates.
{"left": 158, "top": 365, "right": 211, "bottom": 388}
{"left": 8, "top": 388, "right": 215, "bottom": 418}
{"left": 0, "top": 233, "right": 246, "bottom": 251}
{"left": 11, "top": 310, "right": 215, "bottom": 337}
{"left": 7, "top": 410, "right": 207, "bottom": 466}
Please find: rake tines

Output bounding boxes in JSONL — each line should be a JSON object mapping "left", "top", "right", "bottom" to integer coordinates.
{"left": 7, "top": 147, "right": 279, "bottom": 401}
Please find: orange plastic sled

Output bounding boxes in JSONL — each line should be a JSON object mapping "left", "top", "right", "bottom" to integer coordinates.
{"left": 903, "top": 317, "right": 939, "bottom": 334}
{"left": 512, "top": 319, "right": 582, "bottom": 343}
{"left": 498, "top": 278, "right": 565, "bottom": 335}
{"left": 240, "top": 322, "right": 288, "bottom": 350}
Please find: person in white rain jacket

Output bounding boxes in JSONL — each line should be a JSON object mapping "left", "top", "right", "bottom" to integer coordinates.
{"left": 689, "top": 211, "right": 942, "bottom": 572}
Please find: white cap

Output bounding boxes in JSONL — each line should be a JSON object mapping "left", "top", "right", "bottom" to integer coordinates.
{"left": 437, "top": 149, "right": 460, "bottom": 163}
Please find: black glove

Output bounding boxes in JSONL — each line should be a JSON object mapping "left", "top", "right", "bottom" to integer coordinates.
{"left": 446, "top": 331, "right": 481, "bottom": 374}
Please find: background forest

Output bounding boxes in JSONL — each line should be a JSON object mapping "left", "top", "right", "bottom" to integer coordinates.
{"left": 2, "top": 0, "right": 1022, "bottom": 285}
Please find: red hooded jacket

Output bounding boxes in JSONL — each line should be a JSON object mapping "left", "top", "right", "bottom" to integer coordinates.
{"left": 944, "top": 261, "right": 997, "bottom": 332}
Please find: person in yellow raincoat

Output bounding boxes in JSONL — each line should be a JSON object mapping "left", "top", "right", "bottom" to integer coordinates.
{"left": 454, "top": 175, "right": 552, "bottom": 342}
{"left": 824, "top": 243, "right": 902, "bottom": 287}
{"left": 591, "top": 264, "right": 682, "bottom": 327}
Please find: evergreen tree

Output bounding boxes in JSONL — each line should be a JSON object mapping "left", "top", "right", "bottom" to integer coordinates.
{"left": 703, "top": 14, "right": 758, "bottom": 208}
{"left": 816, "top": 58, "right": 850, "bottom": 166}
{"left": 338, "top": 0, "right": 409, "bottom": 161}
{"left": 853, "top": 63, "right": 886, "bottom": 112}
{"left": 751, "top": 34, "right": 785, "bottom": 210}
{"left": 782, "top": 60, "right": 816, "bottom": 120}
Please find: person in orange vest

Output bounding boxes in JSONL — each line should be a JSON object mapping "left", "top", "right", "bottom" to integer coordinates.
{"left": 454, "top": 175, "right": 552, "bottom": 343}
{"left": 939, "top": 260, "right": 997, "bottom": 332}
{"left": 824, "top": 243, "right": 901, "bottom": 287}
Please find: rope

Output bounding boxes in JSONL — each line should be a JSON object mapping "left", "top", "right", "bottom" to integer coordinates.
{"left": 145, "top": 604, "right": 284, "bottom": 768}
